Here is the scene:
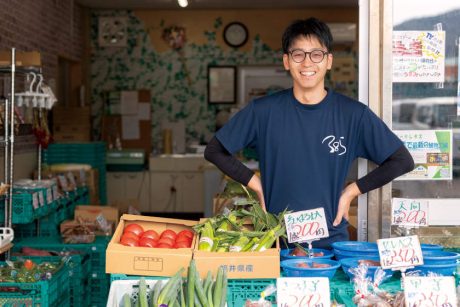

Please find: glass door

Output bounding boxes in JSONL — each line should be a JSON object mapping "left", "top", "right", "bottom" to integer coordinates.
{"left": 390, "top": 0, "right": 460, "bottom": 246}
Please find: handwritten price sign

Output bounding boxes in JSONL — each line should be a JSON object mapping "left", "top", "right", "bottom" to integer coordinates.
{"left": 377, "top": 235, "right": 423, "bottom": 270}
{"left": 277, "top": 277, "right": 330, "bottom": 307}
{"left": 404, "top": 276, "right": 457, "bottom": 307}
{"left": 391, "top": 198, "right": 429, "bottom": 227}
{"left": 284, "top": 208, "right": 329, "bottom": 243}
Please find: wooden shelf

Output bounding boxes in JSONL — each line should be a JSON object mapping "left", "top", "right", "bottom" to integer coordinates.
{"left": 0, "top": 243, "right": 13, "bottom": 255}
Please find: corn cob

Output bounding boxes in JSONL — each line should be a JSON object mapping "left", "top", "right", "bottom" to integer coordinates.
{"left": 229, "top": 236, "right": 249, "bottom": 252}
{"left": 198, "top": 221, "right": 214, "bottom": 251}
{"left": 241, "top": 237, "right": 259, "bottom": 252}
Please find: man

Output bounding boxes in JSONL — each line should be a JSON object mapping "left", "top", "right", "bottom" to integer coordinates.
{"left": 205, "top": 18, "right": 414, "bottom": 248}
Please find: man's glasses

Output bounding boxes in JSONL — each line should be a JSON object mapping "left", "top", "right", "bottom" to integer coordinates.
{"left": 289, "top": 49, "right": 328, "bottom": 63}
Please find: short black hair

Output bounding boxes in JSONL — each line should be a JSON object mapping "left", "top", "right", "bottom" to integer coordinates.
{"left": 282, "top": 18, "right": 333, "bottom": 54}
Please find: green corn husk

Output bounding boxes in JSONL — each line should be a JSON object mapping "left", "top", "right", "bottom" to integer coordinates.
{"left": 241, "top": 237, "right": 260, "bottom": 252}
{"left": 229, "top": 236, "right": 250, "bottom": 252}
{"left": 198, "top": 221, "right": 214, "bottom": 251}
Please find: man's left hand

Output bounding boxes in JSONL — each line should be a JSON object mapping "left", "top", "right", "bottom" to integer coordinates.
{"left": 333, "top": 182, "right": 361, "bottom": 227}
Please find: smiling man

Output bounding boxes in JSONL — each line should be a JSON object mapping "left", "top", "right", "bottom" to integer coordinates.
{"left": 204, "top": 18, "right": 414, "bottom": 248}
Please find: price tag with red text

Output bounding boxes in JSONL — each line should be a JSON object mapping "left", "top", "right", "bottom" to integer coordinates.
{"left": 391, "top": 198, "right": 429, "bottom": 227}
{"left": 284, "top": 208, "right": 329, "bottom": 243}
{"left": 277, "top": 277, "right": 330, "bottom": 307}
{"left": 377, "top": 235, "right": 423, "bottom": 270}
{"left": 404, "top": 276, "right": 457, "bottom": 307}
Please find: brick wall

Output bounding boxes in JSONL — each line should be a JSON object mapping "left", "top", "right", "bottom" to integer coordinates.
{"left": 0, "top": 0, "right": 85, "bottom": 81}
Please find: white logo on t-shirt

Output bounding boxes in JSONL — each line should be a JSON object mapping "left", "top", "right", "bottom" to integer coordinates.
{"left": 322, "top": 135, "right": 347, "bottom": 156}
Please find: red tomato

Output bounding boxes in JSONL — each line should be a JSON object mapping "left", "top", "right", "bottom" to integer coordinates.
{"left": 174, "top": 241, "right": 190, "bottom": 249}
{"left": 121, "top": 232, "right": 139, "bottom": 242}
{"left": 120, "top": 237, "right": 139, "bottom": 247}
{"left": 24, "top": 259, "right": 35, "bottom": 270}
{"left": 160, "top": 229, "right": 177, "bottom": 241}
{"left": 157, "top": 243, "right": 172, "bottom": 248}
{"left": 140, "top": 230, "right": 159, "bottom": 241}
{"left": 139, "top": 237, "right": 157, "bottom": 248}
{"left": 158, "top": 237, "right": 175, "bottom": 246}
{"left": 177, "top": 229, "right": 194, "bottom": 240}
{"left": 124, "top": 223, "right": 144, "bottom": 236}
{"left": 175, "top": 236, "right": 192, "bottom": 245}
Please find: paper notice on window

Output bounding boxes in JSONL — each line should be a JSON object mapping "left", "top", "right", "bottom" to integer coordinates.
{"left": 122, "top": 115, "right": 140, "bottom": 140}
{"left": 138, "top": 102, "right": 151, "bottom": 120}
{"left": 120, "top": 91, "right": 138, "bottom": 115}
{"left": 392, "top": 31, "right": 445, "bottom": 83}
{"left": 394, "top": 130, "right": 452, "bottom": 180}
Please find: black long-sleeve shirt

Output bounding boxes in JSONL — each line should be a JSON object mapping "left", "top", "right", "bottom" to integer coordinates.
{"left": 204, "top": 136, "right": 414, "bottom": 193}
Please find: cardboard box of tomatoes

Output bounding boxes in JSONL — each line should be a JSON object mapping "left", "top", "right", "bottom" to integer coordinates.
{"left": 106, "top": 214, "right": 197, "bottom": 277}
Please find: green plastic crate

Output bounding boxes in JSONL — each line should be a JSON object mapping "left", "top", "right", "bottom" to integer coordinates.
{"left": 11, "top": 253, "right": 89, "bottom": 307}
{"left": 227, "top": 279, "right": 277, "bottom": 307}
{"left": 43, "top": 142, "right": 107, "bottom": 204}
{"left": 75, "top": 187, "right": 89, "bottom": 204}
{"left": 14, "top": 236, "right": 110, "bottom": 306}
{"left": 0, "top": 193, "right": 43, "bottom": 224}
{"left": 0, "top": 259, "right": 70, "bottom": 307}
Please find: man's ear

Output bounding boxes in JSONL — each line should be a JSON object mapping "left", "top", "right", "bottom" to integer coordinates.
{"left": 283, "top": 54, "right": 290, "bottom": 71}
{"left": 326, "top": 53, "right": 333, "bottom": 70}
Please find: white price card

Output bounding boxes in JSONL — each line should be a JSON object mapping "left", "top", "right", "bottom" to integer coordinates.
{"left": 404, "top": 276, "right": 457, "bottom": 307}
{"left": 58, "top": 175, "right": 68, "bottom": 191}
{"left": 79, "top": 169, "right": 87, "bottom": 186}
{"left": 377, "top": 235, "right": 423, "bottom": 270}
{"left": 46, "top": 188, "right": 53, "bottom": 204}
{"left": 32, "top": 193, "right": 39, "bottom": 210}
{"left": 52, "top": 185, "right": 60, "bottom": 200}
{"left": 67, "top": 172, "right": 77, "bottom": 188}
{"left": 277, "top": 277, "right": 330, "bottom": 307}
{"left": 38, "top": 191, "right": 45, "bottom": 207}
{"left": 284, "top": 208, "right": 329, "bottom": 243}
{"left": 391, "top": 198, "right": 429, "bottom": 227}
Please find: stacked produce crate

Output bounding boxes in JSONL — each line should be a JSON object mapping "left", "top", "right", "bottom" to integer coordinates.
{"left": 11, "top": 252, "right": 91, "bottom": 307}
{"left": 14, "top": 235, "right": 110, "bottom": 307}
{"left": 42, "top": 142, "right": 107, "bottom": 204}
{"left": 12, "top": 187, "right": 89, "bottom": 239}
{"left": 0, "top": 258, "right": 70, "bottom": 306}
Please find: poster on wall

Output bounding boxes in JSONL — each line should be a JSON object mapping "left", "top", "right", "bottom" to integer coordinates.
{"left": 394, "top": 130, "right": 452, "bottom": 180}
{"left": 392, "top": 31, "right": 445, "bottom": 83}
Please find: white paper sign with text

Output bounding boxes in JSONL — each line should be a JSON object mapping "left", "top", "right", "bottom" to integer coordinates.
{"left": 391, "top": 198, "right": 429, "bottom": 227}
{"left": 377, "top": 235, "right": 424, "bottom": 270}
{"left": 404, "top": 276, "right": 457, "bottom": 307}
{"left": 277, "top": 277, "right": 331, "bottom": 307}
{"left": 284, "top": 208, "right": 329, "bottom": 243}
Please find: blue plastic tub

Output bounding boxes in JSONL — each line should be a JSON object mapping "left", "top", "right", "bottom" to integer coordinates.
{"left": 422, "top": 250, "right": 460, "bottom": 265}
{"left": 339, "top": 257, "right": 393, "bottom": 282}
{"left": 332, "top": 241, "right": 378, "bottom": 252}
{"left": 420, "top": 243, "right": 443, "bottom": 251}
{"left": 280, "top": 248, "right": 334, "bottom": 261}
{"left": 333, "top": 247, "right": 380, "bottom": 260}
{"left": 280, "top": 258, "right": 340, "bottom": 279}
{"left": 332, "top": 241, "right": 380, "bottom": 260}
{"left": 407, "top": 262, "right": 457, "bottom": 276}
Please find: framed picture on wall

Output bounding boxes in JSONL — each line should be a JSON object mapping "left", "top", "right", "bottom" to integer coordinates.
{"left": 208, "top": 65, "right": 236, "bottom": 104}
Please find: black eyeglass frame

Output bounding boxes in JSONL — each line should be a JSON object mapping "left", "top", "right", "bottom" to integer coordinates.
{"left": 288, "top": 49, "right": 329, "bottom": 63}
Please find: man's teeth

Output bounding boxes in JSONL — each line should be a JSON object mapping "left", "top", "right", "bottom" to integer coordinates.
{"left": 301, "top": 71, "right": 315, "bottom": 76}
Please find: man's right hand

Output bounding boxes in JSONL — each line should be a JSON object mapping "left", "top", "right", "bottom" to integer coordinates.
{"left": 247, "top": 174, "right": 266, "bottom": 211}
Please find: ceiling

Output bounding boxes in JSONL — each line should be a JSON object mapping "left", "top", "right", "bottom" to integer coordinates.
{"left": 75, "top": 0, "right": 357, "bottom": 10}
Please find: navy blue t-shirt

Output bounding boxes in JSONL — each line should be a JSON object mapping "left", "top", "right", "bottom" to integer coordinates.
{"left": 216, "top": 88, "right": 403, "bottom": 248}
